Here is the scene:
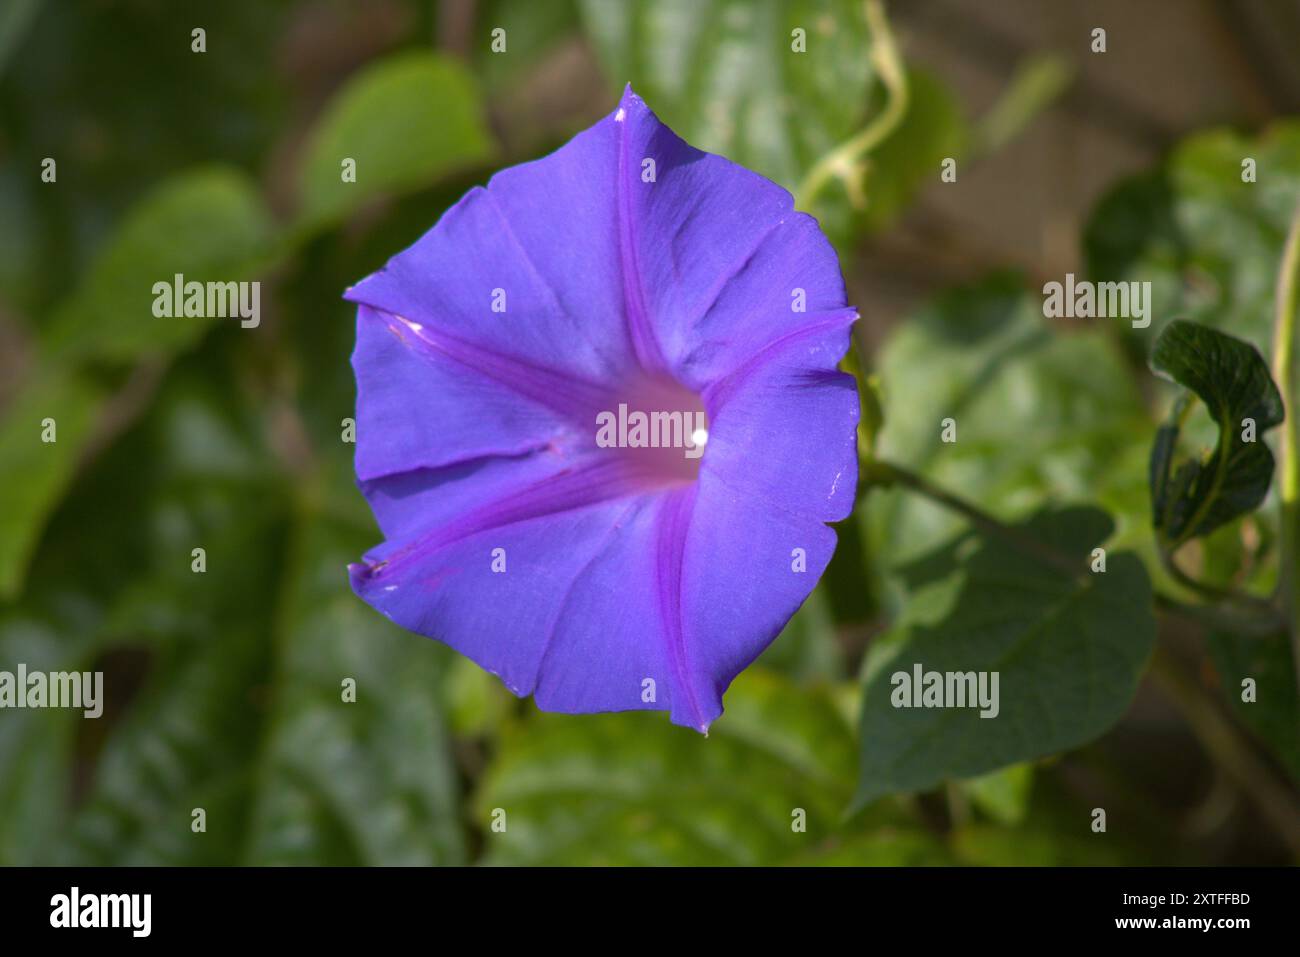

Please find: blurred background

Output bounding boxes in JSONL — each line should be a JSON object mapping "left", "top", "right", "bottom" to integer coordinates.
{"left": 1, "top": 0, "right": 1298, "bottom": 865}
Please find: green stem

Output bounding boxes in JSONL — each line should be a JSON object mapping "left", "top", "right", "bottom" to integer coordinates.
{"left": 867, "top": 458, "right": 1284, "bottom": 633}
{"left": 1158, "top": 547, "right": 1280, "bottom": 621}
{"left": 793, "top": 0, "right": 908, "bottom": 212}
{"left": 861, "top": 458, "right": 1082, "bottom": 576}
{"left": 1152, "top": 590, "right": 1281, "bottom": 636}
{"left": 1271, "top": 199, "right": 1300, "bottom": 694}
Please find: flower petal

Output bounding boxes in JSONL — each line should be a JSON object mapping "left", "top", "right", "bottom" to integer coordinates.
{"left": 702, "top": 316, "right": 860, "bottom": 522}
{"left": 353, "top": 304, "right": 589, "bottom": 478}
{"left": 531, "top": 486, "right": 720, "bottom": 730}
{"left": 352, "top": 458, "right": 711, "bottom": 723}
{"left": 345, "top": 118, "right": 640, "bottom": 385}
{"left": 613, "top": 87, "right": 852, "bottom": 388}
{"left": 350, "top": 491, "right": 648, "bottom": 699}
{"left": 678, "top": 469, "right": 841, "bottom": 718}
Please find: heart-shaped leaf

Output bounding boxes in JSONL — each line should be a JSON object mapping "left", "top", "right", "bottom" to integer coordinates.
{"left": 855, "top": 506, "right": 1155, "bottom": 807}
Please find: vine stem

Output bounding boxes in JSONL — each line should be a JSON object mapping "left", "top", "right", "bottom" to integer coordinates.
{"left": 1153, "top": 591, "right": 1284, "bottom": 637}
{"left": 1270, "top": 198, "right": 1300, "bottom": 695}
{"left": 860, "top": 458, "right": 1082, "bottom": 576}
{"left": 1157, "top": 548, "right": 1282, "bottom": 622}
{"left": 793, "top": 0, "right": 908, "bottom": 212}
{"left": 862, "top": 458, "right": 1273, "bottom": 632}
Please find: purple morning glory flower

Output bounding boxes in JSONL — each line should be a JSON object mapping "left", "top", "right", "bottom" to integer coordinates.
{"left": 345, "top": 86, "right": 858, "bottom": 732}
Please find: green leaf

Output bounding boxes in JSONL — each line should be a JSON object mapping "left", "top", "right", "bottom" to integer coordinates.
{"left": 295, "top": 52, "right": 494, "bottom": 233}
{"left": 0, "top": 2, "right": 290, "bottom": 316}
{"left": 60, "top": 600, "right": 278, "bottom": 865}
{"left": 30, "top": 361, "right": 286, "bottom": 640}
{"left": 1148, "top": 319, "right": 1284, "bottom": 545}
{"left": 578, "top": 3, "right": 964, "bottom": 243}
{"left": 577, "top": 0, "right": 875, "bottom": 197}
{"left": 44, "top": 167, "right": 276, "bottom": 363}
{"left": 44, "top": 386, "right": 290, "bottom": 863}
{"left": 2, "top": 166, "right": 279, "bottom": 597}
{"left": 1084, "top": 121, "right": 1300, "bottom": 353}
{"left": 475, "top": 668, "right": 856, "bottom": 865}
{"left": 0, "top": 369, "right": 103, "bottom": 599}
{"left": 854, "top": 506, "right": 1155, "bottom": 807}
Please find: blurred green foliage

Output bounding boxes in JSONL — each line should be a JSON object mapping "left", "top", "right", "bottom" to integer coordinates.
{"left": 0, "top": 0, "right": 1295, "bottom": 867}
{"left": 1085, "top": 122, "right": 1300, "bottom": 354}
{"left": 579, "top": 0, "right": 877, "bottom": 196}
{"left": 295, "top": 52, "right": 494, "bottom": 232}
{"left": 866, "top": 274, "right": 1155, "bottom": 579}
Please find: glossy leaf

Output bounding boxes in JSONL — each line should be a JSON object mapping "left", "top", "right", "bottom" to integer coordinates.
{"left": 3, "top": 364, "right": 464, "bottom": 864}
{"left": 244, "top": 514, "right": 465, "bottom": 865}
